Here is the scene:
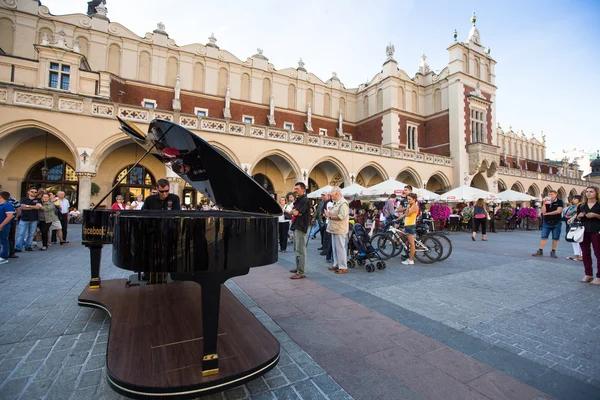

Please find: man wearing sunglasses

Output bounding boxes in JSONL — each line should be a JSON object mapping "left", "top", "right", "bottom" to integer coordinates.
{"left": 142, "top": 178, "right": 181, "bottom": 211}
{"left": 15, "top": 187, "right": 42, "bottom": 252}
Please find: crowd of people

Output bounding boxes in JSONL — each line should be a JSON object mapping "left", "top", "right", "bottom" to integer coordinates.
{"left": 0, "top": 187, "right": 71, "bottom": 264}
{"left": 274, "top": 183, "right": 600, "bottom": 286}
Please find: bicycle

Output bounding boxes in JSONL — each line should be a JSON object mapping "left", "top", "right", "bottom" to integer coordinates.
{"left": 371, "top": 223, "right": 443, "bottom": 263}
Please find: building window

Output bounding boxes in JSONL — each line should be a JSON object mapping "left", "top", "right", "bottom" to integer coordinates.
{"left": 344, "top": 134, "right": 352, "bottom": 141}
{"left": 142, "top": 99, "right": 157, "bottom": 109}
{"left": 194, "top": 107, "right": 208, "bottom": 117}
{"left": 283, "top": 122, "right": 294, "bottom": 131}
{"left": 242, "top": 115, "right": 254, "bottom": 124}
{"left": 407, "top": 125, "right": 418, "bottom": 150}
{"left": 319, "top": 128, "right": 327, "bottom": 136}
{"left": 48, "top": 62, "right": 70, "bottom": 90}
{"left": 470, "top": 109, "right": 486, "bottom": 143}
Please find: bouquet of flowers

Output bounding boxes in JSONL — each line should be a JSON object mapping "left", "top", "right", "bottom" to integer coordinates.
{"left": 430, "top": 203, "right": 451, "bottom": 221}
{"left": 456, "top": 202, "right": 467, "bottom": 212}
{"left": 497, "top": 207, "right": 515, "bottom": 220}
{"left": 518, "top": 207, "right": 537, "bottom": 220}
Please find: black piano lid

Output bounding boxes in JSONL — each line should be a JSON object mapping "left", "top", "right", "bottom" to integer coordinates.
{"left": 117, "top": 118, "right": 282, "bottom": 216}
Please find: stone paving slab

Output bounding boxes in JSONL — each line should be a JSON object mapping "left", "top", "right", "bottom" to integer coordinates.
{"left": 235, "top": 264, "right": 557, "bottom": 400}
{"left": 0, "top": 229, "right": 350, "bottom": 400}
{"left": 281, "top": 229, "right": 599, "bottom": 399}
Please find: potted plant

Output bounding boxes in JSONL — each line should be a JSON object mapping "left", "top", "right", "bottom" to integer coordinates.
{"left": 518, "top": 207, "right": 538, "bottom": 230}
{"left": 430, "top": 203, "right": 451, "bottom": 230}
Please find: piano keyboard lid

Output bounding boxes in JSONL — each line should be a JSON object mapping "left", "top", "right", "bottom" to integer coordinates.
{"left": 118, "top": 118, "right": 282, "bottom": 216}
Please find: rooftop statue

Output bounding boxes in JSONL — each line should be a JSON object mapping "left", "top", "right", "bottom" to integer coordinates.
{"left": 87, "top": 0, "right": 106, "bottom": 17}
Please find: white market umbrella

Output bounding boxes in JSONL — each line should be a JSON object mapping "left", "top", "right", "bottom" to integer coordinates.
{"left": 341, "top": 183, "right": 366, "bottom": 198}
{"left": 439, "top": 185, "right": 497, "bottom": 202}
{"left": 307, "top": 185, "right": 333, "bottom": 199}
{"left": 413, "top": 187, "right": 440, "bottom": 201}
{"left": 361, "top": 179, "right": 408, "bottom": 197}
{"left": 496, "top": 189, "right": 536, "bottom": 202}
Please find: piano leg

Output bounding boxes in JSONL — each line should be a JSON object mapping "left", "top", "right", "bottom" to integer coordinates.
{"left": 86, "top": 244, "right": 103, "bottom": 289}
{"left": 200, "top": 279, "right": 221, "bottom": 376}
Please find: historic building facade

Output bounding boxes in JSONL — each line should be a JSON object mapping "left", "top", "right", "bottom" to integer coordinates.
{"left": 0, "top": 0, "right": 590, "bottom": 209}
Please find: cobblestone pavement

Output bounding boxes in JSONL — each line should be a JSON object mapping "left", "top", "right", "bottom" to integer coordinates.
{"left": 0, "top": 228, "right": 351, "bottom": 400}
{"left": 289, "top": 229, "right": 600, "bottom": 394}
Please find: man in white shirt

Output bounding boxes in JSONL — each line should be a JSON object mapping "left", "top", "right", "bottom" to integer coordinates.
{"left": 57, "top": 191, "right": 70, "bottom": 240}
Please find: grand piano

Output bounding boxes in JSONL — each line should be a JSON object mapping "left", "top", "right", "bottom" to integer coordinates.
{"left": 79, "top": 118, "right": 282, "bottom": 398}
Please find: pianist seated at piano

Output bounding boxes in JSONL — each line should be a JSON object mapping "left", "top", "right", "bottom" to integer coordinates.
{"left": 142, "top": 178, "right": 181, "bottom": 211}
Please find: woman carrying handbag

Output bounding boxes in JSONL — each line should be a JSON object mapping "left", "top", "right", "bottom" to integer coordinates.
{"left": 576, "top": 187, "right": 600, "bottom": 284}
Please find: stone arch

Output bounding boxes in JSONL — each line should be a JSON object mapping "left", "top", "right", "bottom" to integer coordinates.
{"left": 0, "top": 18, "right": 14, "bottom": 54}
{"left": 288, "top": 84, "right": 296, "bottom": 110}
{"left": 262, "top": 78, "right": 271, "bottom": 104}
{"left": 470, "top": 172, "right": 488, "bottom": 191}
{"left": 306, "top": 88, "right": 313, "bottom": 112}
{"left": 138, "top": 51, "right": 151, "bottom": 82}
{"left": 166, "top": 56, "right": 178, "bottom": 87}
{"left": 527, "top": 183, "right": 540, "bottom": 197}
{"left": 425, "top": 171, "right": 451, "bottom": 194}
{"left": 397, "top": 86, "right": 404, "bottom": 110}
{"left": 324, "top": 93, "right": 331, "bottom": 117}
{"left": 542, "top": 185, "right": 553, "bottom": 198}
{"left": 356, "top": 162, "right": 388, "bottom": 187}
{"left": 240, "top": 73, "right": 251, "bottom": 101}
{"left": 308, "top": 156, "right": 350, "bottom": 189}
{"left": 251, "top": 150, "right": 301, "bottom": 196}
{"left": 396, "top": 167, "right": 423, "bottom": 189}
{"left": 76, "top": 36, "right": 89, "bottom": 58}
{"left": 433, "top": 88, "right": 441, "bottom": 112}
{"left": 478, "top": 159, "right": 489, "bottom": 174}
{"left": 217, "top": 67, "right": 228, "bottom": 96}
{"left": 511, "top": 181, "right": 525, "bottom": 193}
{"left": 207, "top": 141, "right": 240, "bottom": 165}
{"left": 38, "top": 27, "right": 53, "bottom": 45}
{"left": 193, "top": 62, "right": 204, "bottom": 92}
{"left": 91, "top": 134, "right": 132, "bottom": 171}
{"left": 569, "top": 188, "right": 579, "bottom": 199}
{"left": 497, "top": 179, "right": 507, "bottom": 192}
{"left": 107, "top": 43, "right": 121, "bottom": 75}
{"left": 487, "top": 161, "right": 498, "bottom": 178}
{"left": 557, "top": 187, "right": 567, "bottom": 203}
{"left": 0, "top": 120, "right": 78, "bottom": 169}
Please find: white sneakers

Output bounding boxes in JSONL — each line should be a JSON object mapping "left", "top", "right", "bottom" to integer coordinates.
{"left": 0, "top": 258, "right": 8, "bottom": 265}
{"left": 401, "top": 259, "right": 414, "bottom": 265}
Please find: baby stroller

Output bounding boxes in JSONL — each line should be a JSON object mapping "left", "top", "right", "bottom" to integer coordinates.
{"left": 347, "top": 223, "right": 387, "bottom": 272}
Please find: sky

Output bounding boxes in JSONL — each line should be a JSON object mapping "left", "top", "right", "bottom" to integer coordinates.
{"left": 43, "top": 0, "right": 600, "bottom": 157}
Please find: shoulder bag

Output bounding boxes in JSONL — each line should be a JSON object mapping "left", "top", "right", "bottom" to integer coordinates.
{"left": 566, "top": 221, "right": 585, "bottom": 243}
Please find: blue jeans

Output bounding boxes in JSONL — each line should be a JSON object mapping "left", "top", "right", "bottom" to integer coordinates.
{"left": 541, "top": 220, "right": 562, "bottom": 241}
{"left": 309, "top": 221, "right": 320, "bottom": 238}
{"left": 15, "top": 220, "right": 38, "bottom": 250}
{"left": 0, "top": 223, "right": 10, "bottom": 259}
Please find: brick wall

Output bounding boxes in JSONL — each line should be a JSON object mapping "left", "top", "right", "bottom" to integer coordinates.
{"left": 181, "top": 94, "right": 225, "bottom": 118}
{"left": 355, "top": 116, "right": 382, "bottom": 144}
{"left": 422, "top": 113, "right": 450, "bottom": 156}
{"left": 112, "top": 82, "right": 174, "bottom": 110}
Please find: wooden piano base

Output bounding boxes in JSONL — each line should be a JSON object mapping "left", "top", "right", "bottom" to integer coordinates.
{"left": 78, "top": 279, "right": 280, "bottom": 399}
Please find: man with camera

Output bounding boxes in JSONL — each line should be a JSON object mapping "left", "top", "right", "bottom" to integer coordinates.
{"left": 532, "top": 190, "right": 563, "bottom": 258}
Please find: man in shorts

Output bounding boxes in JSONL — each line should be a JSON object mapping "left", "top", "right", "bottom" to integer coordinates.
{"left": 533, "top": 190, "right": 563, "bottom": 258}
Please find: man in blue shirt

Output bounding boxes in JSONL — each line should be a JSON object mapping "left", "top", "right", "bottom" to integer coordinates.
{"left": 7, "top": 195, "right": 21, "bottom": 258}
{"left": 0, "top": 191, "right": 16, "bottom": 264}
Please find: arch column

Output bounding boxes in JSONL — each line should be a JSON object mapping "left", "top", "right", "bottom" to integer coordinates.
{"left": 166, "top": 167, "right": 183, "bottom": 197}
{"left": 76, "top": 172, "right": 96, "bottom": 210}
